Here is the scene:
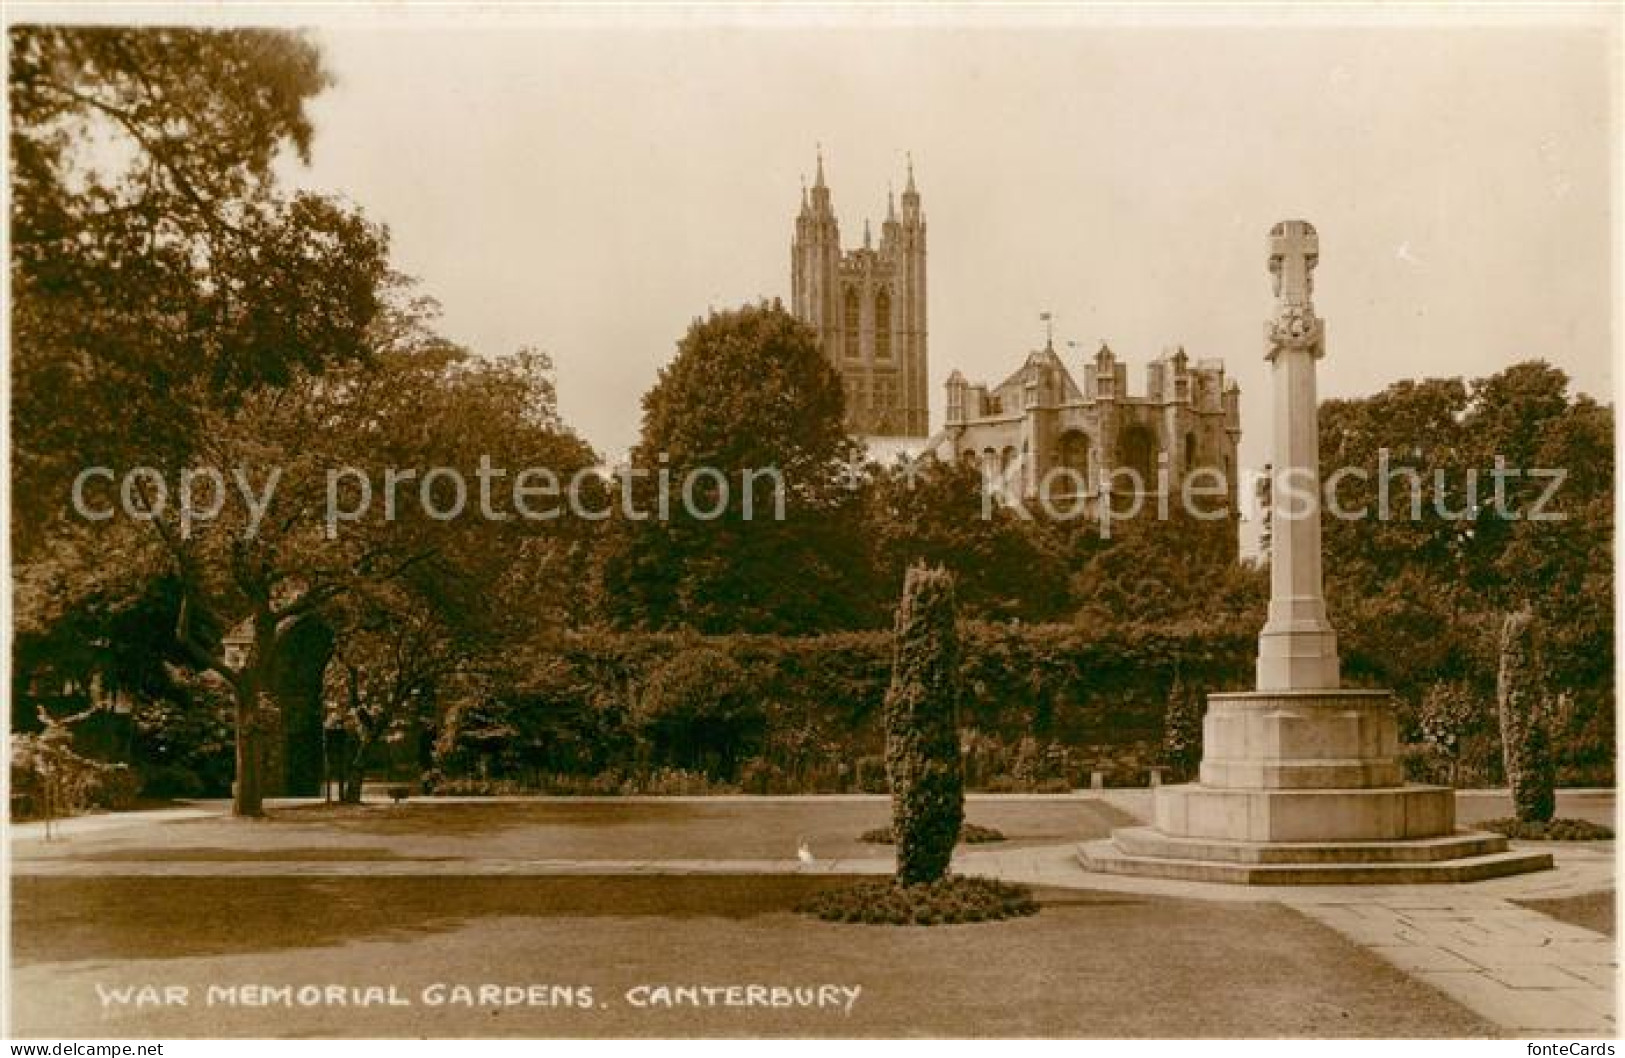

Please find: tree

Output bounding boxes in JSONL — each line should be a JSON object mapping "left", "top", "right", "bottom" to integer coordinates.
{"left": 632, "top": 646, "right": 758, "bottom": 778}
{"left": 9, "top": 27, "right": 399, "bottom": 816}
{"left": 598, "top": 301, "right": 868, "bottom": 633}
{"left": 22, "top": 317, "right": 594, "bottom": 817}
{"left": 1496, "top": 609, "right": 1555, "bottom": 823}
{"left": 1320, "top": 361, "right": 1612, "bottom": 777}
{"left": 863, "top": 456, "right": 1071, "bottom": 622}
{"left": 885, "top": 565, "right": 965, "bottom": 886}
{"left": 1070, "top": 510, "right": 1263, "bottom": 633}
{"left": 10, "top": 28, "right": 384, "bottom": 549}
{"left": 323, "top": 588, "right": 455, "bottom": 803}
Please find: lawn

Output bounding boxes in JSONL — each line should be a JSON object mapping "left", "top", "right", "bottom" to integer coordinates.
{"left": 14, "top": 797, "right": 1138, "bottom": 865}
{"left": 11, "top": 875, "right": 1497, "bottom": 1038}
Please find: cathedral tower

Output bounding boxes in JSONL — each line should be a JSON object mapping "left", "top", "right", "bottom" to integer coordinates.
{"left": 791, "top": 151, "right": 929, "bottom": 439}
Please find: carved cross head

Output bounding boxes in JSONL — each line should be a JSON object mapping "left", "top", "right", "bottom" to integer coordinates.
{"left": 1268, "top": 219, "right": 1318, "bottom": 303}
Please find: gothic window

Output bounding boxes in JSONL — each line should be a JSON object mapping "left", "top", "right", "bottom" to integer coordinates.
{"left": 843, "top": 287, "right": 860, "bottom": 358}
{"left": 1119, "top": 425, "right": 1157, "bottom": 487}
{"left": 1058, "top": 430, "right": 1091, "bottom": 490}
{"left": 874, "top": 290, "right": 892, "bottom": 360}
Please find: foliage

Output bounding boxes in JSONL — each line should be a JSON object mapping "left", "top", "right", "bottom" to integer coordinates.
{"left": 1496, "top": 610, "right": 1556, "bottom": 823}
{"left": 425, "top": 768, "right": 740, "bottom": 797}
{"left": 10, "top": 27, "right": 385, "bottom": 552}
{"left": 799, "top": 876, "right": 1039, "bottom": 926}
{"left": 11, "top": 710, "right": 141, "bottom": 819}
{"left": 632, "top": 646, "right": 760, "bottom": 777}
{"left": 1478, "top": 817, "right": 1614, "bottom": 841}
{"left": 862, "top": 457, "right": 1072, "bottom": 622}
{"left": 131, "top": 665, "right": 237, "bottom": 796}
{"left": 884, "top": 566, "right": 966, "bottom": 886}
{"left": 859, "top": 822, "right": 1006, "bottom": 845}
{"left": 1409, "top": 680, "right": 1492, "bottom": 786}
{"left": 982, "top": 775, "right": 1073, "bottom": 794}
{"left": 9, "top": 26, "right": 396, "bottom": 816}
{"left": 855, "top": 755, "right": 889, "bottom": 793}
{"left": 1161, "top": 670, "right": 1203, "bottom": 782}
{"left": 138, "top": 764, "right": 207, "bottom": 800}
{"left": 1321, "top": 361, "right": 1612, "bottom": 767}
{"left": 1071, "top": 512, "right": 1263, "bottom": 631}
{"left": 598, "top": 301, "right": 867, "bottom": 633}
{"left": 428, "top": 621, "right": 1255, "bottom": 789}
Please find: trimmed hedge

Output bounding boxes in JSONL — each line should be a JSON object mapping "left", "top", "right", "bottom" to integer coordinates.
{"left": 435, "top": 621, "right": 1257, "bottom": 785}
{"left": 433, "top": 617, "right": 1615, "bottom": 792}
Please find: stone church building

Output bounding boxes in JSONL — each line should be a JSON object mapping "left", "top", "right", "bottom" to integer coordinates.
{"left": 929, "top": 340, "right": 1242, "bottom": 515}
{"left": 790, "top": 151, "right": 929, "bottom": 439}
{"left": 787, "top": 149, "right": 1240, "bottom": 518}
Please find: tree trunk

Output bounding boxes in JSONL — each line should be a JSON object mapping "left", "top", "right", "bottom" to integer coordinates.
{"left": 341, "top": 744, "right": 368, "bottom": 803}
{"left": 231, "top": 615, "right": 281, "bottom": 819}
{"left": 340, "top": 730, "right": 374, "bottom": 804}
{"left": 341, "top": 770, "right": 365, "bottom": 804}
{"left": 233, "top": 685, "right": 268, "bottom": 818}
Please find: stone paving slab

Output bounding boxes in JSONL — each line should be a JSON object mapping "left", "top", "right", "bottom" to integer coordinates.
{"left": 1291, "top": 898, "right": 1617, "bottom": 1037}
{"left": 1408, "top": 970, "right": 1606, "bottom": 1034}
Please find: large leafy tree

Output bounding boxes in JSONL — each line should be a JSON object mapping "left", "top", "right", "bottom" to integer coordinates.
{"left": 1069, "top": 510, "right": 1263, "bottom": 633}
{"left": 863, "top": 456, "right": 1072, "bottom": 622}
{"left": 10, "top": 27, "right": 396, "bottom": 815}
{"left": 25, "top": 320, "right": 597, "bottom": 816}
{"left": 11, "top": 27, "right": 386, "bottom": 548}
{"left": 1318, "top": 361, "right": 1612, "bottom": 773}
{"left": 598, "top": 301, "right": 869, "bottom": 633}
{"left": 8, "top": 28, "right": 610, "bottom": 815}
{"left": 318, "top": 341, "right": 600, "bottom": 802}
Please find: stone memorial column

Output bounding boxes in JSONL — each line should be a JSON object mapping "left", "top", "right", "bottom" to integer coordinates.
{"left": 1079, "top": 222, "right": 1550, "bottom": 883}
{"left": 1254, "top": 221, "right": 1340, "bottom": 692}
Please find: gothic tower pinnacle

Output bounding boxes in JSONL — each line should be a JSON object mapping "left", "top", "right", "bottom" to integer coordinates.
{"left": 789, "top": 150, "right": 929, "bottom": 438}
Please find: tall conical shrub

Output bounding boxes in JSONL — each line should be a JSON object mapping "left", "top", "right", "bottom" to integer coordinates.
{"left": 885, "top": 564, "right": 965, "bottom": 886}
{"left": 1496, "top": 608, "right": 1556, "bottom": 823}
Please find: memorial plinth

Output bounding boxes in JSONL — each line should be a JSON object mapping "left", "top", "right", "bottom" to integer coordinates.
{"left": 1079, "top": 222, "right": 1550, "bottom": 884}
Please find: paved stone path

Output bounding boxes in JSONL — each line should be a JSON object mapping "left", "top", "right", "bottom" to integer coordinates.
{"left": 1290, "top": 898, "right": 1614, "bottom": 1035}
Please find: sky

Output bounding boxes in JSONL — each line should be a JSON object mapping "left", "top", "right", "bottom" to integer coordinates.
{"left": 244, "top": 7, "right": 1618, "bottom": 474}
